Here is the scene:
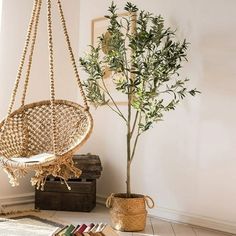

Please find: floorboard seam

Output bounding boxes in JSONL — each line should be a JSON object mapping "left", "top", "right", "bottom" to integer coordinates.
{"left": 150, "top": 217, "right": 155, "bottom": 235}
{"left": 192, "top": 226, "right": 198, "bottom": 236}
{"left": 170, "top": 223, "right": 177, "bottom": 236}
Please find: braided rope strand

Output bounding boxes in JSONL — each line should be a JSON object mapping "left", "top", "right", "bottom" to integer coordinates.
{"left": 47, "top": 0, "right": 58, "bottom": 154}
{"left": 20, "top": 0, "right": 43, "bottom": 156}
{"left": 0, "top": 0, "right": 39, "bottom": 159}
{"left": 21, "top": 0, "right": 42, "bottom": 107}
{"left": 56, "top": 0, "right": 89, "bottom": 110}
{"left": 7, "top": 0, "right": 39, "bottom": 117}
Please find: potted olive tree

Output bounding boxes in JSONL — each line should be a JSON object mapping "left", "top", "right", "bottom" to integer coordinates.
{"left": 80, "top": 2, "right": 199, "bottom": 232}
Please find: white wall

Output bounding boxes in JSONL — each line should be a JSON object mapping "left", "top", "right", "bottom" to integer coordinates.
{"left": 79, "top": 0, "right": 236, "bottom": 232}
{"left": 0, "top": 0, "right": 80, "bottom": 198}
{"left": 0, "top": 0, "right": 235, "bottom": 232}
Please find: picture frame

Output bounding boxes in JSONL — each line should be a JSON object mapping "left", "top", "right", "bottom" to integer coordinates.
{"left": 91, "top": 12, "right": 129, "bottom": 46}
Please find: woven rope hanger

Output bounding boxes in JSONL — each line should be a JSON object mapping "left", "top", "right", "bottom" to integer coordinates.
{"left": 0, "top": 0, "right": 93, "bottom": 190}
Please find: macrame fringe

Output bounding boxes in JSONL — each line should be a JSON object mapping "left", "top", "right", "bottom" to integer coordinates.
{"left": 2, "top": 156, "right": 82, "bottom": 191}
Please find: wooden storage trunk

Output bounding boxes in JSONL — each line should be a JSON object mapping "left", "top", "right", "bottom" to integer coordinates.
{"left": 35, "top": 154, "right": 102, "bottom": 212}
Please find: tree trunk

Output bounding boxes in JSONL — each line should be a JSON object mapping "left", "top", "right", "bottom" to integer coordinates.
{"left": 126, "top": 11, "right": 137, "bottom": 198}
{"left": 126, "top": 159, "right": 131, "bottom": 197}
{"left": 126, "top": 126, "right": 131, "bottom": 197}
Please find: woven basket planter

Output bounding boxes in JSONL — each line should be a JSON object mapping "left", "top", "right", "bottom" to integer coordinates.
{"left": 106, "top": 193, "right": 154, "bottom": 232}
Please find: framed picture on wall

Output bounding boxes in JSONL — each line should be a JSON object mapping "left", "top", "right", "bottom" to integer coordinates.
{"left": 91, "top": 13, "right": 133, "bottom": 105}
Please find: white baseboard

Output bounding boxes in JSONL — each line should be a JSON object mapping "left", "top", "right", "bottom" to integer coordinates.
{"left": 96, "top": 194, "right": 107, "bottom": 205}
{"left": 96, "top": 194, "right": 236, "bottom": 235}
{"left": 150, "top": 207, "right": 236, "bottom": 235}
{"left": 0, "top": 192, "right": 35, "bottom": 208}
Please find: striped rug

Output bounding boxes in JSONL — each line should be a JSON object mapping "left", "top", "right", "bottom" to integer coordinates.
{"left": 0, "top": 214, "right": 64, "bottom": 236}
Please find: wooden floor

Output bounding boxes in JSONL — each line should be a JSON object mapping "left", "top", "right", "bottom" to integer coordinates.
{"left": 43, "top": 204, "right": 233, "bottom": 236}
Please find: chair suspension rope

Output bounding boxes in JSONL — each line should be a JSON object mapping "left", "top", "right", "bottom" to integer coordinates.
{"left": 21, "top": 0, "right": 42, "bottom": 107}
{"left": 7, "top": 0, "right": 39, "bottom": 116}
{"left": 56, "top": 0, "right": 89, "bottom": 111}
{"left": 20, "top": 0, "right": 42, "bottom": 157}
{"left": 0, "top": 0, "right": 39, "bottom": 142}
{"left": 47, "top": 0, "right": 58, "bottom": 154}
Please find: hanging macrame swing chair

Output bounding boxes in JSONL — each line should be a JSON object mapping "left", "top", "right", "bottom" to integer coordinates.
{"left": 0, "top": 0, "right": 93, "bottom": 190}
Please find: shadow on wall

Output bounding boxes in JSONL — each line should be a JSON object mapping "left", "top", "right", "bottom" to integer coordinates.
{"left": 0, "top": 172, "right": 34, "bottom": 198}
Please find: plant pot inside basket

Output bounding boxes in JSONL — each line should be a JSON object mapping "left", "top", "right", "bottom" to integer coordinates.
{"left": 106, "top": 193, "right": 154, "bottom": 232}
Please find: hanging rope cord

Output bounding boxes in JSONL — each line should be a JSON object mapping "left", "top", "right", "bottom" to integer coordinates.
{"left": 21, "top": 0, "right": 42, "bottom": 157}
{"left": 21, "top": 0, "right": 42, "bottom": 107}
{"left": 0, "top": 0, "right": 89, "bottom": 158}
{"left": 47, "top": 0, "right": 57, "bottom": 154}
{"left": 47, "top": 0, "right": 89, "bottom": 154}
{"left": 0, "top": 0, "right": 39, "bottom": 142}
{"left": 56, "top": 0, "right": 89, "bottom": 111}
{"left": 0, "top": 0, "right": 41, "bottom": 164}
{"left": 10, "top": 0, "right": 40, "bottom": 115}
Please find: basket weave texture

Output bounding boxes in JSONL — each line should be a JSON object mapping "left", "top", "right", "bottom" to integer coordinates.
{"left": 107, "top": 193, "right": 148, "bottom": 232}
{"left": 0, "top": 100, "right": 93, "bottom": 189}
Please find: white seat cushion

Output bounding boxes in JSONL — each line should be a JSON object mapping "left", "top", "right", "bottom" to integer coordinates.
{"left": 11, "top": 153, "right": 55, "bottom": 164}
